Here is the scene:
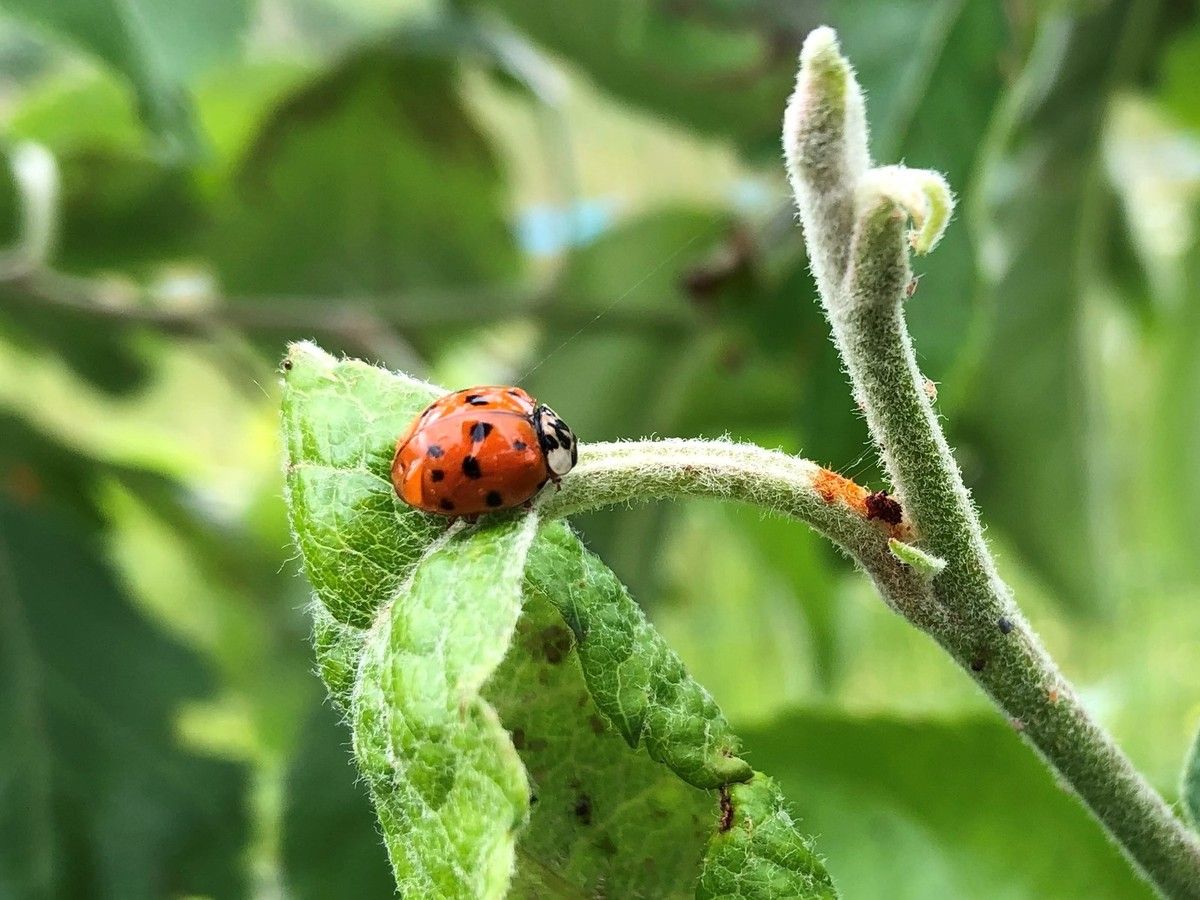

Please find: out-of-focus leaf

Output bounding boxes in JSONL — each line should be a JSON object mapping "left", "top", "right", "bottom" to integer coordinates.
{"left": 0, "top": 497, "right": 248, "bottom": 898}
{"left": 5, "top": 76, "right": 207, "bottom": 273}
{"left": 1184, "top": 721, "right": 1200, "bottom": 828}
{"left": 653, "top": 503, "right": 818, "bottom": 723}
{"left": 213, "top": 50, "right": 522, "bottom": 305}
{"left": 741, "top": 711, "right": 1152, "bottom": 898}
{"left": 840, "top": 0, "right": 1008, "bottom": 382}
{"left": 281, "top": 700, "right": 394, "bottom": 900}
{"left": 1161, "top": 24, "right": 1200, "bottom": 131}
{"left": 963, "top": 4, "right": 1165, "bottom": 612}
{"left": 0, "top": 297, "right": 150, "bottom": 394}
{"left": 484, "top": 0, "right": 818, "bottom": 156}
{"left": 0, "top": 0, "right": 251, "bottom": 153}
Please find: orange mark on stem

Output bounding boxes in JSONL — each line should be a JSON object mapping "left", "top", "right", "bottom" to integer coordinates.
{"left": 813, "top": 468, "right": 911, "bottom": 540}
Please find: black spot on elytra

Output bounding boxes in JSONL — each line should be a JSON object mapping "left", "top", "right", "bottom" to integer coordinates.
{"left": 470, "top": 421, "right": 493, "bottom": 442}
{"left": 427, "top": 445, "right": 444, "bottom": 459}
{"left": 573, "top": 795, "right": 593, "bottom": 826}
{"left": 998, "top": 617, "right": 1014, "bottom": 634}
{"left": 465, "top": 394, "right": 489, "bottom": 406}
{"left": 430, "top": 469, "right": 445, "bottom": 482}
{"left": 461, "top": 456, "right": 482, "bottom": 478}
{"left": 513, "top": 439, "right": 527, "bottom": 452}
{"left": 485, "top": 490, "right": 503, "bottom": 508}
{"left": 439, "top": 498, "right": 455, "bottom": 512}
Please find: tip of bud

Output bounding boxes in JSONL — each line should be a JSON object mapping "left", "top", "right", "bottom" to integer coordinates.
{"left": 799, "top": 26, "right": 840, "bottom": 66}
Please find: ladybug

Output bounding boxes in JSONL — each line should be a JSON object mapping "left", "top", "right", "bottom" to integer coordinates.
{"left": 391, "top": 386, "right": 578, "bottom": 517}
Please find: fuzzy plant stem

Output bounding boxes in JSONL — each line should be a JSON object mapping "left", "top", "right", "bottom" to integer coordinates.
{"left": 783, "top": 26, "right": 1200, "bottom": 897}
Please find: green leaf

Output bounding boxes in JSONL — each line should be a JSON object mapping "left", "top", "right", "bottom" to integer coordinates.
{"left": 353, "top": 515, "right": 537, "bottom": 897}
{"left": 280, "top": 344, "right": 442, "bottom": 629}
{"left": 1184, "top": 721, "right": 1200, "bottom": 829}
{"left": 963, "top": 3, "right": 1163, "bottom": 612}
{"left": 696, "top": 777, "right": 836, "bottom": 900}
{"left": 1, "top": 0, "right": 251, "bottom": 153}
{"left": 213, "top": 49, "right": 522, "bottom": 303}
{"left": 0, "top": 497, "right": 249, "bottom": 898}
{"left": 740, "top": 711, "right": 1153, "bottom": 898}
{"left": 281, "top": 342, "right": 836, "bottom": 898}
{"left": 528, "top": 520, "right": 752, "bottom": 789}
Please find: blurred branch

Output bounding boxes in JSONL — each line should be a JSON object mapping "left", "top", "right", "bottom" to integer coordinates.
{"left": 1, "top": 267, "right": 689, "bottom": 363}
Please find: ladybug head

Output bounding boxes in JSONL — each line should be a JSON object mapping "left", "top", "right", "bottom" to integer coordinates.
{"left": 533, "top": 404, "right": 578, "bottom": 478}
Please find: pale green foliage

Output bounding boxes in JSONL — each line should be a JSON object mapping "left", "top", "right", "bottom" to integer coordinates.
{"left": 281, "top": 342, "right": 835, "bottom": 898}
{"left": 353, "top": 517, "right": 536, "bottom": 898}
{"left": 527, "top": 522, "right": 752, "bottom": 789}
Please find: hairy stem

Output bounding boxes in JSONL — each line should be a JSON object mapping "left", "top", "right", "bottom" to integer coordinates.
{"left": 784, "top": 26, "right": 1200, "bottom": 897}
{"left": 538, "top": 440, "right": 942, "bottom": 643}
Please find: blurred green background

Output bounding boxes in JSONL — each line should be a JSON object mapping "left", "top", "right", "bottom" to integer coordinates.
{"left": 0, "top": 0, "right": 1198, "bottom": 897}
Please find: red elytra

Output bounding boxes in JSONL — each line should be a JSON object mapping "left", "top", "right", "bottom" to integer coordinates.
{"left": 391, "top": 386, "right": 578, "bottom": 517}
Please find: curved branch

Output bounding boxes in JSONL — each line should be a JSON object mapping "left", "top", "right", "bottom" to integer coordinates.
{"left": 538, "top": 439, "right": 942, "bottom": 628}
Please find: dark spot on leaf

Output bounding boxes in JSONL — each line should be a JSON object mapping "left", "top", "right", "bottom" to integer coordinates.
{"left": 462, "top": 456, "right": 482, "bottom": 478}
{"left": 970, "top": 655, "right": 987, "bottom": 672}
{"left": 513, "top": 439, "right": 527, "bottom": 452}
{"left": 485, "top": 490, "right": 503, "bottom": 508}
{"left": 589, "top": 715, "right": 606, "bottom": 735}
{"left": 595, "top": 833, "right": 618, "bottom": 857}
{"left": 998, "top": 617, "right": 1013, "bottom": 634}
{"left": 865, "top": 490, "right": 903, "bottom": 525}
{"left": 427, "top": 445, "right": 444, "bottom": 459}
{"left": 510, "top": 728, "right": 526, "bottom": 750}
{"left": 718, "top": 785, "right": 734, "bottom": 833}
{"left": 574, "top": 795, "right": 593, "bottom": 826}
{"left": 439, "top": 499, "right": 455, "bottom": 512}
{"left": 470, "top": 421, "right": 493, "bottom": 442}
{"left": 281, "top": 358, "right": 293, "bottom": 371}
{"left": 530, "top": 792, "right": 539, "bottom": 805}
{"left": 539, "top": 625, "right": 573, "bottom": 664}
{"left": 430, "top": 469, "right": 445, "bottom": 482}
{"left": 527, "top": 737, "right": 548, "bottom": 752}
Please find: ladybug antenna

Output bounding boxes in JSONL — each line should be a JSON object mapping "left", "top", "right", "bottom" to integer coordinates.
{"left": 515, "top": 230, "right": 706, "bottom": 384}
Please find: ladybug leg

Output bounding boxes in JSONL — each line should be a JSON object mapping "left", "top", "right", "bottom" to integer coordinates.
{"left": 522, "top": 499, "right": 534, "bottom": 510}
{"left": 463, "top": 513, "right": 480, "bottom": 525}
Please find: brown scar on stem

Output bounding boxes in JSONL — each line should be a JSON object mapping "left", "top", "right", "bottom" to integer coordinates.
{"left": 718, "top": 785, "right": 734, "bottom": 833}
{"left": 813, "top": 468, "right": 911, "bottom": 540}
